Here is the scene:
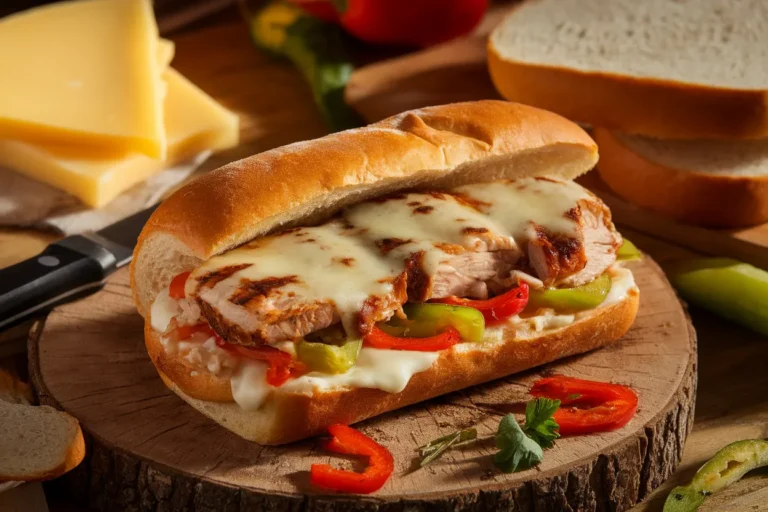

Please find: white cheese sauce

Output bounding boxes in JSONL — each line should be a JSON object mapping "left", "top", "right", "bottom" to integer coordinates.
{"left": 454, "top": 178, "right": 591, "bottom": 241}
{"left": 345, "top": 192, "right": 518, "bottom": 276}
{"left": 190, "top": 220, "right": 402, "bottom": 336}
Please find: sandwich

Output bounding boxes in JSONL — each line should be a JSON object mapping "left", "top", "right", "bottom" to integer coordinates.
{"left": 130, "top": 100, "right": 639, "bottom": 445}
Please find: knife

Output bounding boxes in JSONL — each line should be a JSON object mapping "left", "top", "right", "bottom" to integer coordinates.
{"left": 0, "top": 205, "right": 157, "bottom": 331}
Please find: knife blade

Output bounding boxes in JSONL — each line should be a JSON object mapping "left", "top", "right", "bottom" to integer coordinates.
{"left": 0, "top": 205, "right": 157, "bottom": 331}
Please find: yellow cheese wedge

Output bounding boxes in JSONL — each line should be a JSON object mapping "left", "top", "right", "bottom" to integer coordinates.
{"left": 0, "top": 69, "right": 239, "bottom": 208}
{"left": 0, "top": 0, "right": 166, "bottom": 158}
{"left": 157, "top": 39, "right": 175, "bottom": 71}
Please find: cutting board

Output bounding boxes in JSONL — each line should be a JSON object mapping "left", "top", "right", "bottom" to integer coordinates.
{"left": 345, "top": 32, "right": 768, "bottom": 269}
{"left": 29, "top": 256, "right": 695, "bottom": 512}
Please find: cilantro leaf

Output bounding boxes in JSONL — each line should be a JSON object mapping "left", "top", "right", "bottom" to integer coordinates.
{"left": 493, "top": 414, "right": 543, "bottom": 473}
{"left": 524, "top": 398, "right": 561, "bottom": 448}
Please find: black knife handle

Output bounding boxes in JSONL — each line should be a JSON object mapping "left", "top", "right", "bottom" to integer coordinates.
{"left": 0, "top": 237, "right": 117, "bottom": 330}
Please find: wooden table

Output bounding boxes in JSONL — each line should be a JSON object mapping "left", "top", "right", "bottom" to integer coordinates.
{"left": 2, "top": 7, "right": 767, "bottom": 512}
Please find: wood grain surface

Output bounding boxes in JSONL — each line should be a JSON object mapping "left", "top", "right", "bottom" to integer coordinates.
{"left": 28, "top": 256, "right": 695, "bottom": 511}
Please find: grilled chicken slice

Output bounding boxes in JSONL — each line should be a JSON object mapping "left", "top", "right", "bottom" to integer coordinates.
{"left": 455, "top": 178, "right": 621, "bottom": 288}
{"left": 190, "top": 223, "right": 407, "bottom": 346}
{"left": 344, "top": 192, "right": 521, "bottom": 302}
{"left": 527, "top": 198, "right": 621, "bottom": 287}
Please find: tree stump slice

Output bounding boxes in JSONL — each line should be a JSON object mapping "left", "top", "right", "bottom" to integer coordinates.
{"left": 29, "top": 257, "right": 696, "bottom": 511}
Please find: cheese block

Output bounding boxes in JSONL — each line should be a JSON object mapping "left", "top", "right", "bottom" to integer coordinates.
{"left": 0, "top": 70, "right": 239, "bottom": 208}
{"left": 0, "top": 0, "right": 166, "bottom": 158}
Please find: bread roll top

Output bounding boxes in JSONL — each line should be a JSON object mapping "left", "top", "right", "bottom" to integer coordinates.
{"left": 131, "top": 101, "right": 598, "bottom": 315}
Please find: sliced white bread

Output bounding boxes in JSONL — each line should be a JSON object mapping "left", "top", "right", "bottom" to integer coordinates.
{"left": 594, "top": 127, "right": 768, "bottom": 228}
{"left": 488, "top": 0, "right": 768, "bottom": 139}
{"left": 0, "top": 401, "right": 85, "bottom": 482}
{"left": 0, "top": 368, "right": 32, "bottom": 405}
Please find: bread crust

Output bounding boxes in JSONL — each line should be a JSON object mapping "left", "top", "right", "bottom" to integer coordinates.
{"left": 130, "top": 101, "right": 598, "bottom": 316}
{"left": 594, "top": 128, "right": 768, "bottom": 228}
{"left": 487, "top": 44, "right": 768, "bottom": 140}
{"left": 144, "top": 289, "right": 638, "bottom": 445}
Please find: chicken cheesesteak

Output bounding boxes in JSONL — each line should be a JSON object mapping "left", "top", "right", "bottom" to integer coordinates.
{"left": 131, "top": 101, "right": 639, "bottom": 444}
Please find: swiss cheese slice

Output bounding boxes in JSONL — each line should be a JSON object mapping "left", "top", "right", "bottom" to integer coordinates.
{"left": 0, "top": 69, "right": 239, "bottom": 208}
{"left": 0, "top": 0, "right": 166, "bottom": 158}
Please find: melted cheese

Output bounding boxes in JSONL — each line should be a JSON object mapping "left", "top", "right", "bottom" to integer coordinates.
{"left": 454, "top": 178, "right": 591, "bottom": 240}
{"left": 191, "top": 221, "right": 402, "bottom": 336}
{"left": 345, "top": 192, "right": 518, "bottom": 276}
{"left": 280, "top": 348, "right": 439, "bottom": 395}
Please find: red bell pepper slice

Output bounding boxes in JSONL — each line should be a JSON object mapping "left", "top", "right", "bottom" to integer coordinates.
{"left": 311, "top": 424, "right": 394, "bottom": 494}
{"left": 165, "top": 321, "right": 216, "bottom": 343}
{"left": 432, "top": 282, "right": 529, "bottom": 325}
{"left": 530, "top": 376, "right": 638, "bottom": 436}
{"left": 169, "top": 271, "right": 191, "bottom": 299}
{"left": 215, "top": 339, "right": 307, "bottom": 387}
{"left": 363, "top": 325, "right": 460, "bottom": 351}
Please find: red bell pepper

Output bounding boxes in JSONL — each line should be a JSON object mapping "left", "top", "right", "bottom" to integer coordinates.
{"left": 215, "top": 338, "right": 308, "bottom": 387}
{"left": 169, "top": 271, "right": 191, "bottom": 299}
{"left": 289, "top": 0, "right": 488, "bottom": 47}
{"left": 166, "top": 321, "right": 216, "bottom": 343}
{"left": 432, "top": 282, "right": 529, "bottom": 326}
{"left": 530, "top": 376, "right": 639, "bottom": 436}
{"left": 311, "top": 424, "right": 395, "bottom": 494}
{"left": 363, "top": 325, "right": 460, "bottom": 351}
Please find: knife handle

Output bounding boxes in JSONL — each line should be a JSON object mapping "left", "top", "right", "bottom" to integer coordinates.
{"left": 0, "top": 240, "right": 113, "bottom": 331}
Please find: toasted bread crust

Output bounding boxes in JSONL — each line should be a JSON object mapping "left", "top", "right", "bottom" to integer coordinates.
{"left": 594, "top": 128, "right": 768, "bottom": 228}
{"left": 130, "top": 101, "right": 598, "bottom": 316}
{"left": 145, "top": 289, "right": 638, "bottom": 445}
{"left": 488, "top": 44, "right": 768, "bottom": 140}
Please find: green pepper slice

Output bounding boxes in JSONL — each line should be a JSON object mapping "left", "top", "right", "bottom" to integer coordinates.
{"left": 381, "top": 303, "right": 485, "bottom": 343}
{"left": 669, "top": 258, "right": 768, "bottom": 337}
{"left": 617, "top": 238, "right": 642, "bottom": 261}
{"left": 664, "top": 439, "right": 768, "bottom": 512}
{"left": 526, "top": 273, "right": 612, "bottom": 312}
{"left": 296, "top": 339, "right": 362, "bottom": 374}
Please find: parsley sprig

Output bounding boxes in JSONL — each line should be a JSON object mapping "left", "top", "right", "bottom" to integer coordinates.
{"left": 416, "top": 398, "right": 561, "bottom": 470}
{"left": 494, "top": 398, "right": 561, "bottom": 473}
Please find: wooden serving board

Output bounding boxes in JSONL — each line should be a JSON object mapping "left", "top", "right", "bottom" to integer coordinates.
{"left": 29, "top": 256, "right": 695, "bottom": 512}
{"left": 345, "top": 31, "right": 768, "bottom": 268}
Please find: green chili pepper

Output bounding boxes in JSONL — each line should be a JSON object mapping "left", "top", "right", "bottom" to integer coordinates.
{"left": 246, "top": 1, "right": 362, "bottom": 131}
{"left": 617, "top": 238, "right": 642, "bottom": 261}
{"left": 669, "top": 258, "right": 768, "bottom": 336}
{"left": 296, "top": 338, "right": 362, "bottom": 374}
{"left": 381, "top": 303, "right": 486, "bottom": 343}
{"left": 664, "top": 439, "right": 768, "bottom": 512}
{"left": 526, "top": 273, "right": 612, "bottom": 312}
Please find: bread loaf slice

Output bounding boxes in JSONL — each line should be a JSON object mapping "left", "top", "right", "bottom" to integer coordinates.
{"left": 0, "top": 402, "right": 85, "bottom": 482}
{"left": 594, "top": 128, "right": 768, "bottom": 228}
{"left": 488, "top": 0, "right": 768, "bottom": 139}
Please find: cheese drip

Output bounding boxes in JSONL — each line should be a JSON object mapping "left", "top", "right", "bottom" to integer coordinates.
{"left": 344, "top": 191, "right": 518, "bottom": 277}
{"left": 190, "top": 220, "right": 402, "bottom": 337}
{"left": 454, "top": 178, "right": 592, "bottom": 241}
